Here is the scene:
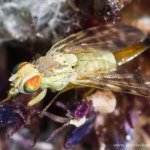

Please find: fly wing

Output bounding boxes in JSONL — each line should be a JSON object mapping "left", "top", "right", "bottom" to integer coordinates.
{"left": 72, "top": 67, "right": 150, "bottom": 97}
{"left": 49, "top": 24, "right": 146, "bottom": 53}
{"left": 43, "top": 23, "right": 150, "bottom": 97}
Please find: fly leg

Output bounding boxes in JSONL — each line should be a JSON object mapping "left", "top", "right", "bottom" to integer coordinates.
{"left": 40, "top": 85, "right": 77, "bottom": 116}
{"left": 82, "top": 88, "right": 96, "bottom": 98}
{"left": 40, "top": 84, "right": 73, "bottom": 116}
{"left": 43, "top": 111, "right": 72, "bottom": 142}
{"left": 40, "top": 91, "right": 63, "bottom": 117}
{"left": 55, "top": 101, "right": 68, "bottom": 110}
{"left": 46, "top": 122, "right": 70, "bottom": 142}
{"left": 27, "top": 89, "right": 47, "bottom": 107}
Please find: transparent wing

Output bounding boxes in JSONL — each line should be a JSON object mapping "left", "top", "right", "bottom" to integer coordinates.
{"left": 48, "top": 24, "right": 146, "bottom": 53}
{"left": 72, "top": 67, "right": 150, "bottom": 97}
{"left": 41, "top": 23, "right": 150, "bottom": 97}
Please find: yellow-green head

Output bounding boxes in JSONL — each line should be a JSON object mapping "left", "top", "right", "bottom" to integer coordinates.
{"left": 9, "top": 62, "right": 41, "bottom": 96}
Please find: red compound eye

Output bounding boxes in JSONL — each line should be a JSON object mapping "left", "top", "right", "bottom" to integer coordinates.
{"left": 24, "top": 75, "right": 41, "bottom": 93}
{"left": 13, "top": 62, "right": 28, "bottom": 74}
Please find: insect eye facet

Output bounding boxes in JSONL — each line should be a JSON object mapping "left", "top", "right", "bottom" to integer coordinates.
{"left": 12, "top": 62, "right": 28, "bottom": 74}
{"left": 24, "top": 75, "right": 41, "bottom": 93}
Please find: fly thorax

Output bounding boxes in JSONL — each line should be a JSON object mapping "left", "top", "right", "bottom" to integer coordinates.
{"left": 40, "top": 53, "right": 77, "bottom": 91}
{"left": 54, "top": 53, "right": 77, "bottom": 66}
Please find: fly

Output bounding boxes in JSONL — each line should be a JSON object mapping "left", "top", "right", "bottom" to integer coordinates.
{"left": 0, "top": 24, "right": 150, "bottom": 114}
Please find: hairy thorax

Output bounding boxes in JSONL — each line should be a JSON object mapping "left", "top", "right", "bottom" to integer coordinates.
{"left": 35, "top": 52, "right": 77, "bottom": 91}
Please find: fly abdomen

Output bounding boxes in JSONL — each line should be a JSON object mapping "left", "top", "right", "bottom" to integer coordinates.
{"left": 74, "top": 49, "right": 117, "bottom": 79}
{"left": 114, "top": 36, "right": 150, "bottom": 66}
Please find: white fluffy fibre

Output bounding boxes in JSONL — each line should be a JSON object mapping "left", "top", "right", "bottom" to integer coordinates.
{"left": 0, "top": 0, "right": 77, "bottom": 41}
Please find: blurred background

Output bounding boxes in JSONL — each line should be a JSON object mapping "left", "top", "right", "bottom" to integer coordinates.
{"left": 0, "top": 0, "right": 150, "bottom": 150}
